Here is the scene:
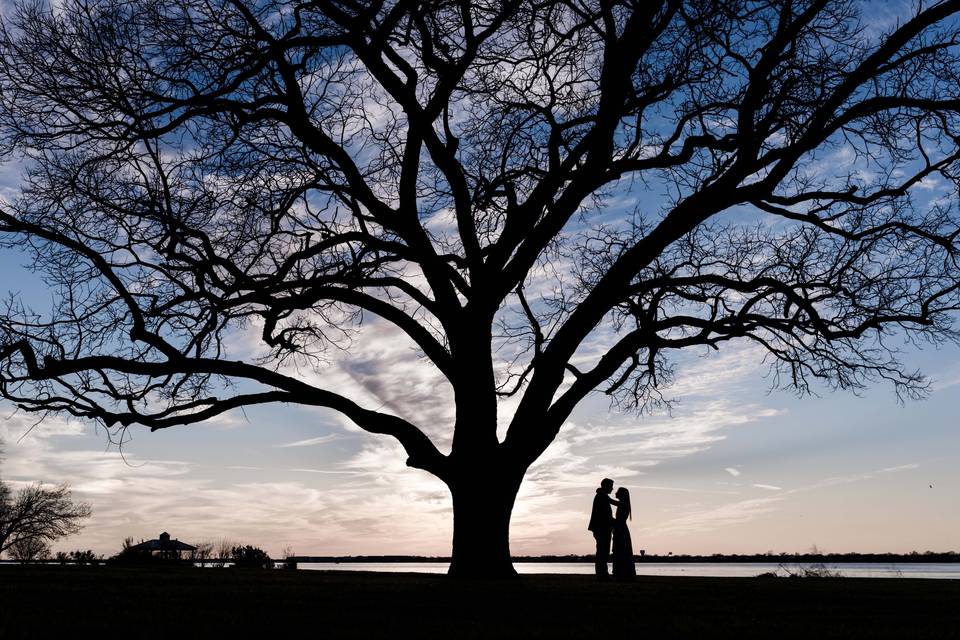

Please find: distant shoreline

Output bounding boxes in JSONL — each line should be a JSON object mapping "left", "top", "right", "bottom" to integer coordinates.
{"left": 3, "top": 552, "right": 956, "bottom": 566}
{"left": 293, "top": 552, "right": 960, "bottom": 564}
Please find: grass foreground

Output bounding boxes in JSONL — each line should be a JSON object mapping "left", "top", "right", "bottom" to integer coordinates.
{"left": 2, "top": 566, "right": 959, "bottom": 638}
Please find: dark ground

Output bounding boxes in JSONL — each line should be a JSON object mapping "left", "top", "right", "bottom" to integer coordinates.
{"left": 2, "top": 566, "right": 958, "bottom": 639}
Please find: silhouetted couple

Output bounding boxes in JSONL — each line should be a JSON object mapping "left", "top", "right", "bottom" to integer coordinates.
{"left": 588, "top": 478, "right": 636, "bottom": 581}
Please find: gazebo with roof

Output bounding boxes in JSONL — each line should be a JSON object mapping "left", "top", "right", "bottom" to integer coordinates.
{"left": 128, "top": 532, "right": 197, "bottom": 560}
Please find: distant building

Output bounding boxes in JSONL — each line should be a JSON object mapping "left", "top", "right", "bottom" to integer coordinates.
{"left": 128, "top": 532, "right": 197, "bottom": 560}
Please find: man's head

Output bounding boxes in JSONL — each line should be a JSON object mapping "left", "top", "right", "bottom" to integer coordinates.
{"left": 600, "top": 478, "right": 614, "bottom": 494}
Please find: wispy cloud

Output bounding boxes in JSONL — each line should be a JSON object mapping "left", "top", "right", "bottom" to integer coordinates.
{"left": 725, "top": 467, "right": 742, "bottom": 477}
{"left": 787, "top": 463, "right": 920, "bottom": 495}
{"left": 638, "top": 496, "right": 784, "bottom": 537}
{"left": 878, "top": 464, "right": 920, "bottom": 474}
{"left": 931, "top": 371, "right": 960, "bottom": 392}
{"left": 637, "top": 462, "right": 921, "bottom": 540}
{"left": 566, "top": 401, "right": 782, "bottom": 461}
{"left": 275, "top": 434, "right": 341, "bottom": 448}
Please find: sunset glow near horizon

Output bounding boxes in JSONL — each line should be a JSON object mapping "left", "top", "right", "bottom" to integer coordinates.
{"left": 1, "top": 0, "right": 959, "bottom": 561}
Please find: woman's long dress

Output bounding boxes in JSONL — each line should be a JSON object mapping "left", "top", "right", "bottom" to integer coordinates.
{"left": 611, "top": 505, "right": 636, "bottom": 580}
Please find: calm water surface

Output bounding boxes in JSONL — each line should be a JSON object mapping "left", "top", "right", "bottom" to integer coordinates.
{"left": 299, "top": 562, "right": 960, "bottom": 579}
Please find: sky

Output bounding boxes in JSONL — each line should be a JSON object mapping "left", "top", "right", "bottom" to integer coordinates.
{"left": 1, "top": 278, "right": 956, "bottom": 558}
{"left": 0, "top": 0, "right": 958, "bottom": 560}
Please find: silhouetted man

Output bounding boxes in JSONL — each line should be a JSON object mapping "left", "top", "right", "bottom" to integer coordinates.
{"left": 588, "top": 478, "right": 615, "bottom": 580}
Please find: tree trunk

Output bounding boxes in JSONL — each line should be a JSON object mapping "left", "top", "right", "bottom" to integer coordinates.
{"left": 447, "top": 476, "right": 521, "bottom": 578}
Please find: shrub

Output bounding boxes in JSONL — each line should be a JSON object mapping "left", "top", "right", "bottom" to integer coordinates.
{"left": 776, "top": 562, "right": 843, "bottom": 578}
{"left": 110, "top": 544, "right": 156, "bottom": 565}
{"left": 67, "top": 549, "right": 101, "bottom": 565}
{"left": 9, "top": 537, "right": 50, "bottom": 563}
{"left": 230, "top": 545, "right": 272, "bottom": 569}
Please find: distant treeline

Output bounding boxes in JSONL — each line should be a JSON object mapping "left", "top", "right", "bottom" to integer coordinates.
{"left": 293, "top": 551, "right": 960, "bottom": 564}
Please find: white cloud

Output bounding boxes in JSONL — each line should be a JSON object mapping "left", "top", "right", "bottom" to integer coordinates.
{"left": 565, "top": 401, "right": 781, "bottom": 462}
{"left": 878, "top": 464, "right": 920, "bottom": 474}
{"left": 787, "top": 462, "right": 919, "bottom": 495}
{"left": 913, "top": 176, "right": 943, "bottom": 191}
{"left": 282, "top": 320, "right": 456, "bottom": 449}
{"left": 638, "top": 496, "right": 783, "bottom": 537}
{"left": 275, "top": 434, "right": 342, "bottom": 448}
{"left": 725, "top": 467, "right": 742, "bottom": 477}
{"left": 931, "top": 368, "right": 960, "bottom": 392}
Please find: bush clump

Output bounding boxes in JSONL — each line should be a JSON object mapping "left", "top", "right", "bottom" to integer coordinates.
{"left": 230, "top": 545, "right": 272, "bottom": 569}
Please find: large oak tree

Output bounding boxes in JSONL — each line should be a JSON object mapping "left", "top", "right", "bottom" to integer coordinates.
{"left": 0, "top": 0, "right": 958, "bottom": 576}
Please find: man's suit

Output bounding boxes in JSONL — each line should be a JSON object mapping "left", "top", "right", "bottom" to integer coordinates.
{"left": 588, "top": 489, "right": 613, "bottom": 577}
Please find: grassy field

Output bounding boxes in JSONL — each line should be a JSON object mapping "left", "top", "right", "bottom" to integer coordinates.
{"left": 2, "top": 566, "right": 958, "bottom": 638}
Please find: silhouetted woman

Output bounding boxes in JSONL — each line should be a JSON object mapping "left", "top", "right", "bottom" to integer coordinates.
{"left": 611, "top": 487, "right": 636, "bottom": 581}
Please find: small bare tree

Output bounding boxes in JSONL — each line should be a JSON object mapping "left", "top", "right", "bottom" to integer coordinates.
{"left": 0, "top": 481, "right": 92, "bottom": 558}
{"left": 279, "top": 544, "right": 296, "bottom": 569}
{"left": 213, "top": 538, "right": 236, "bottom": 568}
{"left": 190, "top": 540, "right": 215, "bottom": 563}
{"left": 8, "top": 536, "right": 50, "bottom": 563}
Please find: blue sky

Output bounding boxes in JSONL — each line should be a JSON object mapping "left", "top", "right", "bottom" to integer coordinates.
{"left": 0, "top": 0, "right": 958, "bottom": 559}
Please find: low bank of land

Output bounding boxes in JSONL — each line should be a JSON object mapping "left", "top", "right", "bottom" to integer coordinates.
{"left": 2, "top": 566, "right": 958, "bottom": 638}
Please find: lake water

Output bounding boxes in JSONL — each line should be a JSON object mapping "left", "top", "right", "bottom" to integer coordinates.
{"left": 298, "top": 562, "right": 960, "bottom": 579}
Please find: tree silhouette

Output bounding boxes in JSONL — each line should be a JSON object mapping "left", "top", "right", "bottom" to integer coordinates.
{"left": 9, "top": 536, "right": 50, "bottom": 563}
{"left": 0, "top": 1, "right": 958, "bottom": 576}
{"left": 0, "top": 481, "right": 92, "bottom": 557}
